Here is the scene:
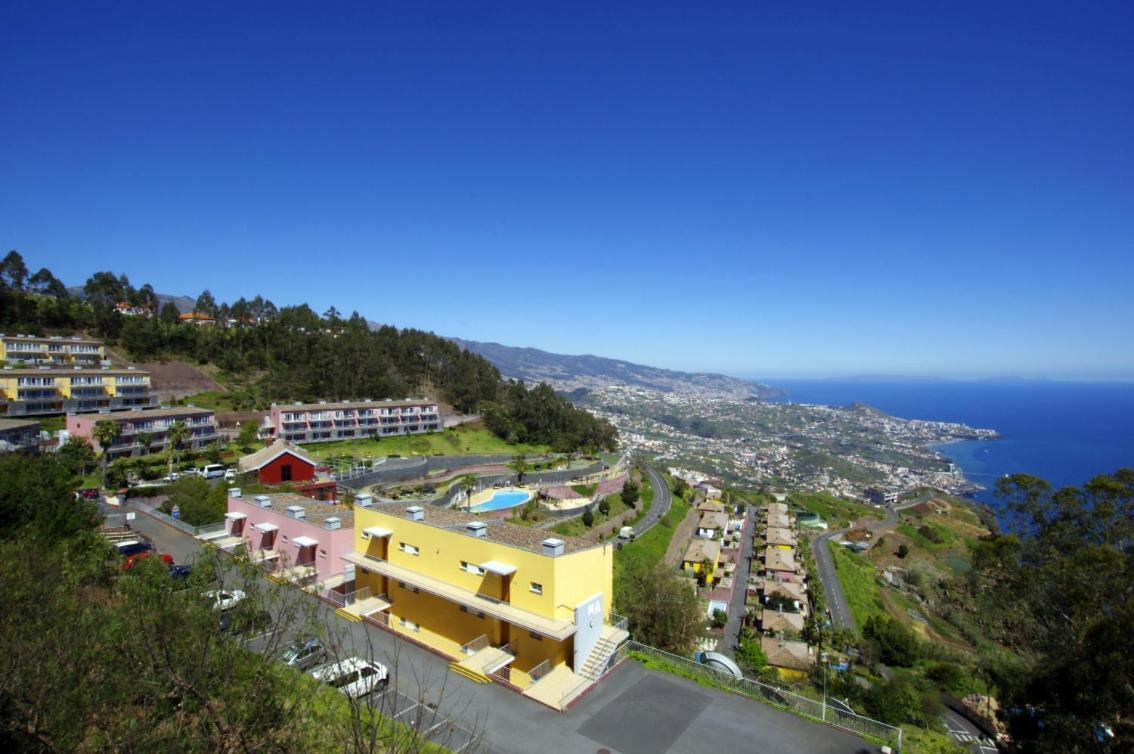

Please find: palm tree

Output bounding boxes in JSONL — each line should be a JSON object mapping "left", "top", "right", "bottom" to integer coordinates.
{"left": 92, "top": 420, "right": 122, "bottom": 488}
{"left": 137, "top": 431, "right": 154, "bottom": 457}
{"left": 462, "top": 476, "right": 477, "bottom": 513}
{"left": 166, "top": 420, "right": 189, "bottom": 477}
{"left": 511, "top": 452, "right": 530, "bottom": 485}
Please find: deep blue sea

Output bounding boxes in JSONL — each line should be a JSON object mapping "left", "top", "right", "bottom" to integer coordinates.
{"left": 758, "top": 379, "right": 1134, "bottom": 508}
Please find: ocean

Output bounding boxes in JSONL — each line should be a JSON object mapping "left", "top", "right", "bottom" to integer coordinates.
{"left": 759, "top": 378, "right": 1134, "bottom": 508}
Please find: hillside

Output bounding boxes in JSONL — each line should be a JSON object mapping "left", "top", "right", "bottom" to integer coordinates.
{"left": 451, "top": 338, "right": 783, "bottom": 399}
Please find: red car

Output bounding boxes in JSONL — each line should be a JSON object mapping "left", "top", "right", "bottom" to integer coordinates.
{"left": 122, "top": 552, "right": 175, "bottom": 571}
{"left": 77, "top": 488, "right": 100, "bottom": 500}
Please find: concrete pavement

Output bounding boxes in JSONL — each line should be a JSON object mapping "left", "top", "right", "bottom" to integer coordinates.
{"left": 125, "top": 506, "right": 879, "bottom": 754}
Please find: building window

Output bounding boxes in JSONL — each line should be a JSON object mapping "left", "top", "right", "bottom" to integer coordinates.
{"left": 399, "top": 542, "right": 419, "bottom": 556}
{"left": 319, "top": 549, "right": 327, "bottom": 559}
{"left": 530, "top": 582, "right": 543, "bottom": 595}
{"left": 399, "top": 618, "right": 419, "bottom": 632}
{"left": 460, "top": 560, "right": 485, "bottom": 576}
{"left": 529, "top": 631, "right": 543, "bottom": 641}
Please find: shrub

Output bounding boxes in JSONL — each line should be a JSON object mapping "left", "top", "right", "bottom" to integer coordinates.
{"left": 581, "top": 509, "right": 594, "bottom": 527}
{"left": 897, "top": 544, "right": 910, "bottom": 558}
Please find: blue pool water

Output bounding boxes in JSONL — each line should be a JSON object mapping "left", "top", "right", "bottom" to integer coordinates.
{"left": 471, "top": 489, "right": 531, "bottom": 512}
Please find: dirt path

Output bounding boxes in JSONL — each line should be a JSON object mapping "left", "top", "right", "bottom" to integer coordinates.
{"left": 662, "top": 507, "right": 700, "bottom": 566}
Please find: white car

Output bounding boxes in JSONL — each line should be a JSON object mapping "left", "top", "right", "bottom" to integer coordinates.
{"left": 206, "top": 589, "right": 247, "bottom": 611}
{"left": 310, "top": 657, "right": 389, "bottom": 699}
{"left": 224, "top": 468, "right": 237, "bottom": 481}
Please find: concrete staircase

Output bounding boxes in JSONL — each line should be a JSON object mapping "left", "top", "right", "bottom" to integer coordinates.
{"left": 578, "top": 625, "right": 629, "bottom": 682}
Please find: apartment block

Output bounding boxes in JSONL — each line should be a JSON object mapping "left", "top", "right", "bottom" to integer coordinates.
{"left": 66, "top": 406, "right": 219, "bottom": 457}
{"left": 0, "top": 418, "right": 40, "bottom": 453}
{"left": 222, "top": 492, "right": 354, "bottom": 585}
{"left": 0, "top": 333, "right": 106, "bottom": 366}
{"left": 341, "top": 500, "right": 625, "bottom": 704}
{"left": 0, "top": 366, "right": 157, "bottom": 416}
{"left": 269, "top": 398, "right": 441, "bottom": 444}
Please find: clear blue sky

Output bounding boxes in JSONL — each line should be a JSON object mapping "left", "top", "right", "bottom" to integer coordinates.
{"left": 2, "top": 2, "right": 1132, "bottom": 378}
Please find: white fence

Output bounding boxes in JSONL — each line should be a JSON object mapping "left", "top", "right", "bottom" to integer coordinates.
{"left": 623, "top": 641, "right": 901, "bottom": 751}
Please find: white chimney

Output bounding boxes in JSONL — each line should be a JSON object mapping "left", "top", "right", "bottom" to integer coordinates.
{"left": 286, "top": 505, "right": 306, "bottom": 520}
{"left": 466, "top": 521, "right": 487, "bottom": 538}
{"left": 355, "top": 493, "right": 373, "bottom": 508}
{"left": 324, "top": 516, "right": 341, "bottom": 530}
{"left": 542, "top": 538, "right": 565, "bottom": 557}
{"left": 405, "top": 505, "right": 424, "bottom": 521}
{"left": 229, "top": 488, "right": 242, "bottom": 498}
{"left": 254, "top": 495, "right": 272, "bottom": 508}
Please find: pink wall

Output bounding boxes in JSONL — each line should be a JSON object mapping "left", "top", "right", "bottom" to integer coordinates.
{"left": 226, "top": 495, "right": 354, "bottom": 584}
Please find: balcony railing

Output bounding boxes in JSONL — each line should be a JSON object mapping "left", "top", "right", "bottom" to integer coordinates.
{"left": 460, "top": 634, "right": 489, "bottom": 656}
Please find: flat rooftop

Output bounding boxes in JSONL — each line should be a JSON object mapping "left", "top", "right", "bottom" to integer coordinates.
{"left": 238, "top": 492, "right": 354, "bottom": 529}
{"left": 0, "top": 418, "right": 39, "bottom": 431}
{"left": 273, "top": 398, "right": 437, "bottom": 412}
{"left": 78, "top": 406, "right": 214, "bottom": 421}
{"left": 363, "top": 501, "right": 597, "bottom": 556}
{"left": 1, "top": 333, "right": 102, "bottom": 345}
{"left": 0, "top": 367, "right": 148, "bottom": 377}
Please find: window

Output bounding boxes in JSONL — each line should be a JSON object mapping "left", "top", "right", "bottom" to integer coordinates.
{"left": 397, "top": 581, "right": 419, "bottom": 594}
{"left": 460, "top": 561, "right": 485, "bottom": 576}
{"left": 530, "top": 582, "right": 543, "bottom": 595}
{"left": 459, "top": 606, "right": 485, "bottom": 618}
{"left": 399, "top": 542, "right": 419, "bottom": 556}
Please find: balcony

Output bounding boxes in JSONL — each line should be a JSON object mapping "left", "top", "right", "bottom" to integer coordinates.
{"left": 341, "top": 552, "right": 575, "bottom": 640}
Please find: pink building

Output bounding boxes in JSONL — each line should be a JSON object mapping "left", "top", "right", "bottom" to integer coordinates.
{"left": 224, "top": 491, "right": 354, "bottom": 585}
{"left": 268, "top": 398, "right": 440, "bottom": 443}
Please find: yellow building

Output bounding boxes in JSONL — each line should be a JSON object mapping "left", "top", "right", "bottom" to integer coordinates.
{"left": 682, "top": 538, "right": 721, "bottom": 583}
{"left": 0, "top": 334, "right": 105, "bottom": 366}
{"left": 0, "top": 366, "right": 156, "bottom": 416}
{"left": 342, "top": 501, "right": 626, "bottom": 706}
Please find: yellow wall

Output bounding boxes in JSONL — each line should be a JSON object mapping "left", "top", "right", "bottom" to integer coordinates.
{"left": 0, "top": 372, "right": 148, "bottom": 400}
{"left": 353, "top": 507, "right": 612, "bottom": 623}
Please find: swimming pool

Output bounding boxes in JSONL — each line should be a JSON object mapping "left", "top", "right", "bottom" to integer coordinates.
{"left": 470, "top": 489, "right": 531, "bottom": 512}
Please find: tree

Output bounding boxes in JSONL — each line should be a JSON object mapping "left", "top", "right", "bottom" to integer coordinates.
{"left": 581, "top": 508, "right": 594, "bottom": 527}
{"left": 195, "top": 289, "right": 217, "bottom": 317}
{"left": 92, "top": 420, "right": 123, "bottom": 488}
{"left": 510, "top": 452, "right": 530, "bottom": 484}
{"left": 161, "top": 477, "right": 227, "bottom": 526}
{"left": 736, "top": 635, "right": 768, "bottom": 672}
{"left": 166, "top": 421, "right": 189, "bottom": 476}
{"left": 57, "top": 437, "right": 97, "bottom": 478}
{"left": 0, "top": 250, "right": 29, "bottom": 290}
{"left": 137, "top": 431, "right": 154, "bottom": 456}
{"left": 159, "top": 301, "right": 181, "bottom": 325}
{"left": 896, "top": 543, "right": 909, "bottom": 558}
{"left": 615, "top": 560, "right": 705, "bottom": 654}
{"left": 674, "top": 478, "right": 691, "bottom": 499}
{"left": 862, "top": 615, "right": 920, "bottom": 667}
{"left": 621, "top": 479, "right": 640, "bottom": 507}
{"left": 28, "top": 267, "right": 68, "bottom": 298}
{"left": 237, "top": 421, "right": 259, "bottom": 451}
{"left": 0, "top": 453, "right": 98, "bottom": 541}
{"left": 597, "top": 497, "right": 611, "bottom": 516}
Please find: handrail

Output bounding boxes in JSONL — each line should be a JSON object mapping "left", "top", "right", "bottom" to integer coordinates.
{"left": 528, "top": 658, "right": 550, "bottom": 682}
{"left": 460, "top": 634, "right": 488, "bottom": 656}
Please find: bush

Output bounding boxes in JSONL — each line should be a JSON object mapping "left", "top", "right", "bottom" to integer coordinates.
{"left": 598, "top": 498, "right": 611, "bottom": 516}
{"left": 863, "top": 615, "right": 921, "bottom": 667}
{"left": 897, "top": 544, "right": 910, "bottom": 558}
{"left": 736, "top": 636, "right": 767, "bottom": 671}
{"left": 711, "top": 608, "right": 727, "bottom": 628}
{"left": 581, "top": 509, "right": 594, "bottom": 527}
{"left": 918, "top": 524, "right": 943, "bottom": 544}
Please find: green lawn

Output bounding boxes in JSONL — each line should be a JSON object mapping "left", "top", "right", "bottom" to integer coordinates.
{"left": 614, "top": 489, "right": 690, "bottom": 586}
{"left": 300, "top": 425, "right": 549, "bottom": 462}
{"left": 791, "top": 491, "right": 881, "bottom": 529}
{"left": 827, "top": 540, "right": 886, "bottom": 628}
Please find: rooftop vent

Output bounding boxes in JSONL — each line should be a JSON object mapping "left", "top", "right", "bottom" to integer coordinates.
{"left": 286, "top": 505, "right": 306, "bottom": 520}
{"left": 254, "top": 495, "right": 272, "bottom": 508}
{"left": 466, "top": 521, "right": 487, "bottom": 538}
{"left": 405, "top": 505, "right": 424, "bottom": 521}
{"left": 355, "top": 493, "right": 374, "bottom": 508}
{"left": 229, "top": 488, "right": 242, "bottom": 498}
{"left": 324, "top": 516, "right": 342, "bottom": 530}
{"left": 542, "top": 538, "right": 565, "bottom": 557}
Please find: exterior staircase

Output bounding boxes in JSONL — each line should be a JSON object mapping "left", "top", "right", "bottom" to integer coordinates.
{"left": 578, "top": 625, "right": 629, "bottom": 682}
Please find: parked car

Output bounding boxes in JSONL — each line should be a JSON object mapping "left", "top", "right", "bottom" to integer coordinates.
{"left": 281, "top": 638, "right": 327, "bottom": 671}
{"left": 203, "top": 464, "right": 226, "bottom": 479}
{"left": 310, "top": 657, "right": 389, "bottom": 699}
{"left": 218, "top": 606, "right": 272, "bottom": 636}
{"left": 224, "top": 468, "right": 237, "bottom": 481}
{"left": 163, "top": 472, "right": 180, "bottom": 483}
{"left": 122, "top": 551, "right": 174, "bottom": 571}
{"left": 182, "top": 468, "right": 203, "bottom": 478}
{"left": 206, "top": 589, "right": 247, "bottom": 611}
{"left": 77, "top": 488, "right": 100, "bottom": 500}
{"left": 115, "top": 540, "right": 154, "bottom": 558}
{"left": 168, "top": 564, "right": 193, "bottom": 581}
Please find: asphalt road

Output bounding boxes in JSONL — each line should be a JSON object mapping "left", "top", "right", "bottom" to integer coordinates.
{"left": 720, "top": 506, "right": 756, "bottom": 657}
{"left": 124, "top": 504, "right": 875, "bottom": 754}
{"left": 810, "top": 505, "right": 903, "bottom": 631}
{"left": 631, "top": 461, "right": 673, "bottom": 537}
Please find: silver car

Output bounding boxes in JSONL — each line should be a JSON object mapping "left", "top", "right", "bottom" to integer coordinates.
{"left": 281, "top": 638, "right": 327, "bottom": 671}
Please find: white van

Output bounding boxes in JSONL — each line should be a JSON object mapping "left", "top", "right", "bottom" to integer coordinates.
{"left": 310, "top": 657, "right": 389, "bottom": 699}
{"left": 203, "top": 464, "right": 226, "bottom": 479}
{"left": 619, "top": 526, "right": 635, "bottom": 540}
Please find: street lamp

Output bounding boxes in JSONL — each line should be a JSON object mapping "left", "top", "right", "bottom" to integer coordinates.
{"left": 820, "top": 651, "right": 828, "bottom": 722}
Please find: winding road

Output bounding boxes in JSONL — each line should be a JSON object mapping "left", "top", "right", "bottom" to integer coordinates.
{"left": 810, "top": 504, "right": 902, "bottom": 631}
{"left": 631, "top": 461, "right": 672, "bottom": 537}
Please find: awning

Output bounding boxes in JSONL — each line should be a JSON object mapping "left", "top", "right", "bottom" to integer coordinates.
{"left": 363, "top": 526, "right": 393, "bottom": 538}
{"left": 293, "top": 536, "right": 318, "bottom": 547}
{"left": 254, "top": 522, "right": 278, "bottom": 532}
{"left": 225, "top": 512, "right": 247, "bottom": 520}
{"left": 479, "top": 560, "right": 517, "bottom": 576}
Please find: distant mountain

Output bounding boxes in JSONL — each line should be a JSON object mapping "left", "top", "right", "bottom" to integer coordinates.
{"left": 451, "top": 338, "right": 783, "bottom": 400}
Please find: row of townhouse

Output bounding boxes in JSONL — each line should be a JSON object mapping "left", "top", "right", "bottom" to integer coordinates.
{"left": 269, "top": 399, "right": 441, "bottom": 443}
{"left": 682, "top": 500, "right": 736, "bottom": 583}
{"left": 754, "top": 501, "right": 816, "bottom": 678}
{"left": 66, "top": 406, "right": 220, "bottom": 457}
{"left": 0, "top": 333, "right": 106, "bottom": 366}
{"left": 212, "top": 491, "right": 627, "bottom": 707}
{"left": 0, "top": 366, "right": 157, "bottom": 417}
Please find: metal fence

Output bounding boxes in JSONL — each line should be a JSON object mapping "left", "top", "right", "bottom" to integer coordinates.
{"left": 130, "top": 500, "right": 226, "bottom": 538}
{"left": 622, "top": 641, "right": 901, "bottom": 751}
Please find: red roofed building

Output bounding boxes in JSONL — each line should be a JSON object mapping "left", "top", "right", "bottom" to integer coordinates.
{"left": 238, "top": 439, "right": 317, "bottom": 484}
